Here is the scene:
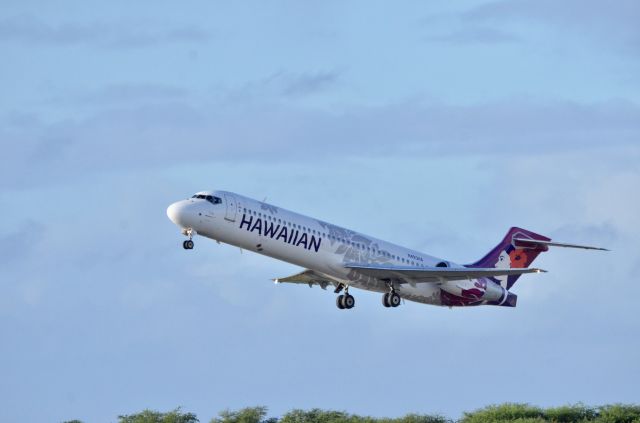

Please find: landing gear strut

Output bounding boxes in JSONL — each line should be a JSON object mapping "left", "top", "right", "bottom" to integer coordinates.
{"left": 382, "top": 283, "right": 401, "bottom": 308}
{"left": 182, "top": 228, "right": 195, "bottom": 250}
{"left": 336, "top": 285, "right": 355, "bottom": 310}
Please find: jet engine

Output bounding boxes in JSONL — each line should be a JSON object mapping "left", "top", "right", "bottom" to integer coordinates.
{"left": 440, "top": 278, "right": 506, "bottom": 302}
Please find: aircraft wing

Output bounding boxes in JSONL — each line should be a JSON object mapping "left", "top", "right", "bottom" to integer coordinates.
{"left": 344, "top": 264, "right": 546, "bottom": 284}
{"left": 273, "top": 269, "right": 343, "bottom": 290}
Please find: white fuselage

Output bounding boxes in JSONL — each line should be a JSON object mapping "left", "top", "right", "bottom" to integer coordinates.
{"left": 167, "top": 190, "right": 463, "bottom": 306}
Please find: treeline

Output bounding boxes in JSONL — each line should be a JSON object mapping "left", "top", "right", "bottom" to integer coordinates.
{"left": 64, "top": 403, "right": 640, "bottom": 423}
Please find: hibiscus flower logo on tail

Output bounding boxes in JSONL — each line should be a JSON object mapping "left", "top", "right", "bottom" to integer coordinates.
{"left": 508, "top": 248, "right": 528, "bottom": 268}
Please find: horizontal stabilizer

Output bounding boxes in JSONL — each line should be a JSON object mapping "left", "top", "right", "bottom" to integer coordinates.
{"left": 513, "top": 238, "right": 609, "bottom": 251}
{"left": 345, "top": 264, "right": 545, "bottom": 284}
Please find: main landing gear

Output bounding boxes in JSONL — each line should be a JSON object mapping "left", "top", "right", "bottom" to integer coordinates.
{"left": 382, "top": 283, "right": 401, "bottom": 308}
{"left": 182, "top": 228, "right": 195, "bottom": 250}
{"left": 335, "top": 284, "right": 355, "bottom": 310}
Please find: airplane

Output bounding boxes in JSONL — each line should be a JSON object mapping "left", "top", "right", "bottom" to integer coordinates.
{"left": 167, "top": 190, "right": 607, "bottom": 310}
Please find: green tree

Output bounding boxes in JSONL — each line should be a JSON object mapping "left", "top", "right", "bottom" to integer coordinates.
{"left": 395, "top": 412, "right": 453, "bottom": 423}
{"left": 280, "top": 408, "right": 350, "bottom": 423}
{"left": 210, "top": 406, "right": 272, "bottom": 423}
{"left": 595, "top": 404, "right": 640, "bottom": 423}
{"left": 118, "top": 407, "right": 198, "bottom": 423}
{"left": 279, "top": 408, "right": 450, "bottom": 423}
{"left": 460, "top": 403, "right": 545, "bottom": 423}
{"left": 544, "top": 403, "right": 597, "bottom": 422}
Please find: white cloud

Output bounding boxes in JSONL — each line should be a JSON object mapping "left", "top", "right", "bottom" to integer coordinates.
{"left": 464, "top": 0, "right": 640, "bottom": 52}
{"left": 0, "top": 14, "right": 210, "bottom": 48}
{"left": 2, "top": 97, "right": 639, "bottom": 189}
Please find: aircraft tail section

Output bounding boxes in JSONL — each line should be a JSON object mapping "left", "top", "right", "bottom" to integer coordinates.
{"left": 466, "top": 227, "right": 550, "bottom": 290}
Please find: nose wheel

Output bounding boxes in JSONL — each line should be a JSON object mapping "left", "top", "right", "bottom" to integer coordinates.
{"left": 181, "top": 228, "right": 195, "bottom": 250}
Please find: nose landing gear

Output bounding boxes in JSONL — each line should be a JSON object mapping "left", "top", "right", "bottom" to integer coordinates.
{"left": 181, "top": 228, "right": 195, "bottom": 250}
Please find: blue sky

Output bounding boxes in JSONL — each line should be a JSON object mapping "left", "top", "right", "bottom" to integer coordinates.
{"left": 1, "top": 1, "right": 639, "bottom": 422}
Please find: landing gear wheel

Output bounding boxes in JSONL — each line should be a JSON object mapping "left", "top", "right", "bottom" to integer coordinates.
{"left": 389, "top": 292, "right": 401, "bottom": 307}
{"left": 336, "top": 294, "right": 345, "bottom": 309}
{"left": 343, "top": 294, "right": 355, "bottom": 309}
{"left": 382, "top": 293, "right": 391, "bottom": 308}
{"left": 183, "top": 240, "right": 194, "bottom": 250}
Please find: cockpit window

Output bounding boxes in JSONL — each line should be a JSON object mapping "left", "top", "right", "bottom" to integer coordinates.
{"left": 191, "top": 194, "right": 222, "bottom": 204}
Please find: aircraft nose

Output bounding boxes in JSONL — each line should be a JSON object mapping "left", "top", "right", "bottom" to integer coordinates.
{"left": 166, "top": 201, "right": 187, "bottom": 226}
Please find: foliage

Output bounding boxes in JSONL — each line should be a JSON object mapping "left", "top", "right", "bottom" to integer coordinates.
{"left": 280, "top": 408, "right": 351, "bottom": 423}
{"left": 460, "top": 403, "right": 544, "bottom": 422}
{"left": 210, "top": 406, "right": 272, "bottom": 423}
{"left": 459, "top": 402, "right": 640, "bottom": 422}
{"left": 544, "top": 404, "right": 598, "bottom": 422}
{"left": 392, "top": 412, "right": 453, "bottom": 423}
{"left": 112, "top": 404, "right": 640, "bottom": 423}
{"left": 279, "top": 408, "right": 450, "bottom": 423}
{"left": 118, "top": 407, "right": 199, "bottom": 423}
{"left": 595, "top": 404, "right": 640, "bottom": 423}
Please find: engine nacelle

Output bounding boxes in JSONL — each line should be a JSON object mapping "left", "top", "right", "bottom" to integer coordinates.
{"left": 440, "top": 278, "right": 506, "bottom": 302}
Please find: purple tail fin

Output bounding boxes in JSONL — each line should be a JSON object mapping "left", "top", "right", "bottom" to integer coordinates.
{"left": 466, "top": 227, "right": 551, "bottom": 290}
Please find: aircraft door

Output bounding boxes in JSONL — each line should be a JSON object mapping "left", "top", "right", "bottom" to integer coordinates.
{"left": 224, "top": 193, "right": 238, "bottom": 222}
